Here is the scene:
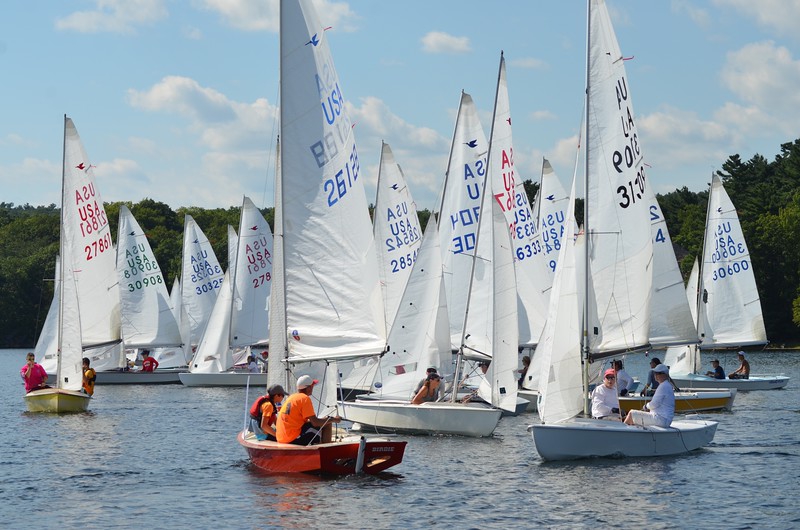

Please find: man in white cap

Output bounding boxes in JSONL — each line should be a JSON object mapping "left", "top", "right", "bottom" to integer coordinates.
{"left": 728, "top": 351, "right": 750, "bottom": 379}
{"left": 276, "top": 375, "right": 341, "bottom": 445}
{"left": 623, "top": 364, "right": 674, "bottom": 427}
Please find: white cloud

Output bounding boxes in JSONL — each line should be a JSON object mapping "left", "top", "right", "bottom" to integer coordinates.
{"left": 55, "top": 0, "right": 168, "bottom": 34}
{"left": 421, "top": 31, "right": 471, "bottom": 54}
{"left": 720, "top": 41, "right": 800, "bottom": 133}
{"left": 197, "top": 0, "right": 358, "bottom": 32}
{"left": 509, "top": 57, "right": 548, "bottom": 70}
{"left": 530, "top": 110, "right": 557, "bottom": 121}
{"left": 671, "top": 0, "right": 711, "bottom": 27}
{"left": 713, "top": 0, "right": 800, "bottom": 37}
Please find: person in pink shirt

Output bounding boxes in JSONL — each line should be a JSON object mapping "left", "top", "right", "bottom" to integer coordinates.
{"left": 20, "top": 352, "right": 48, "bottom": 393}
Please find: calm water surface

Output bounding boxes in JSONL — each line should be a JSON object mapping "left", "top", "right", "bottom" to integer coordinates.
{"left": 2, "top": 349, "right": 799, "bottom": 529}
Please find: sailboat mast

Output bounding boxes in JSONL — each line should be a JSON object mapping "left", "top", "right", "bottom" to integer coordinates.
{"left": 56, "top": 114, "right": 67, "bottom": 385}
{"left": 581, "top": 0, "right": 592, "bottom": 416}
{"left": 693, "top": 172, "right": 716, "bottom": 361}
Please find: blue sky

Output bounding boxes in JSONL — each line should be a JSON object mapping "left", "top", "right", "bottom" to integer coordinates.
{"left": 1, "top": 0, "right": 799, "bottom": 212}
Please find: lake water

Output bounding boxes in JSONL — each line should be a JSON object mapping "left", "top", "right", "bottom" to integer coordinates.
{"left": 3, "top": 348, "right": 799, "bottom": 529}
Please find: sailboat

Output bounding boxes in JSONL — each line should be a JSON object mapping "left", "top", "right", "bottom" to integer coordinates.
{"left": 527, "top": 0, "right": 717, "bottom": 461}
{"left": 237, "top": 0, "right": 405, "bottom": 474}
{"left": 26, "top": 116, "right": 120, "bottom": 412}
{"left": 180, "top": 196, "right": 271, "bottom": 387}
{"left": 340, "top": 216, "right": 502, "bottom": 436}
{"left": 666, "top": 175, "right": 789, "bottom": 390}
{"left": 618, "top": 188, "right": 737, "bottom": 412}
{"left": 93, "top": 205, "right": 187, "bottom": 384}
{"left": 338, "top": 141, "right": 424, "bottom": 399}
{"left": 518, "top": 159, "right": 573, "bottom": 410}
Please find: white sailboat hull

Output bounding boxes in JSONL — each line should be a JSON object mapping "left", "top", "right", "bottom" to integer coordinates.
{"left": 517, "top": 389, "right": 539, "bottom": 412}
{"left": 528, "top": 417, "right": 718, "bottom": 461}
{"left": 341, "top": 399, "right": 502, "bottom": 437}
{"left": 669, "top": 373, "right": 789, "bottom": 391}
{"left": 96, "top": 368, "right": 186, "bottom": 384}
{"left": 179, "top": 371, "right": 269, "bottom": 387}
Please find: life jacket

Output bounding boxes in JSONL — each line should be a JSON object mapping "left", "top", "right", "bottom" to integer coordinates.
{"left": 249, "top": 395, "right": 269, "bottom": 421}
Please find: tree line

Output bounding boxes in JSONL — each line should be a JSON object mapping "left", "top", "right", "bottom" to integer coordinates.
{"left": 2, "top": 139, "right": 799, "bottom": 348}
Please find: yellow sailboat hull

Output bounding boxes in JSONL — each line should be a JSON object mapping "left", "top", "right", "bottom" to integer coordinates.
{"left": 24, "top": 388, "right": 91, "bottom": 413}
{"left": 619, "top": 389, "right": 736, "bottom": 415}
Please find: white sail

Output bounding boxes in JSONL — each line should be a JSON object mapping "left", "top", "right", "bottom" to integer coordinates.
{"left": 230, "top": 197, "right": 273, "bottom": 348}
{"left": 62, "top": 117, "right": 121, "bottom": 349}
{"left": 437, "top": 92, "right": 491, "bottom": 349}
{"left": 278, "top": 0, "right": 386, "bottom": 362}
{"left": 647, "top": 192, "right": 697, "bottom": 346}
{"left": 35, "top": 256, "right": 60, "bottom": 375}
{"left": 59, "top": 252, "right": 85, "bottom": 391}
{"left": 532, "top": 159, "right": 572, "bottom": 309}
{"left": 536, "top": 175, "right": 583, "bottom": 423}
{"left": 116, "top": 205, "right": 182, "bottom": 348}
{"left": 373, "top": 141, "right": 423, "bottom": 330}
{"left": 477, "top": 197, "right": 519, "bottom": 412}
{"left": 664, "top": 258, "right": 701, "bottom": 375}
{"left": 189, "top": 270, "right": 233, "bottom": 373}
{"left": 372, "top": 217, "right": 451, "bottom": 398}
{"left": 180, "top": 215, "right": 224, "bottom": 346}
{"left": 227, "top": 225, "right": 238, "bottom": 271}
{"left": 586, "top": 0, "right": 653, "bottom": 357}
{"left": 486, "top": 55, "right": 550, "bottom": 348}
{"left": 698, "top": 174, "right": 767, "bottom": 347}
{"left": 687, "top": 258, "right": 699, "bottom": 324}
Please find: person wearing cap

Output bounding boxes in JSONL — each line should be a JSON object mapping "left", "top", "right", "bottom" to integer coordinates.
{"left": 411, "top": 372, "right": 442, "bottom": 405}
{"left": 624, "top": 364, "right": 674, "bottom": 427}
{"left": 20, "top": 351, "right": 48, "bottom": 393}
{"left": 276, "top": 375, "right": 341, "bottom": 445}
{"left": 705, "top": 359, "right": 725, "bottom": 380}
{"left": 728, "top": 352, "right": 750, "bottom": 379}
{"left": 612, "top": 360, "right": 635, "bottom": 396}
{"left": 248, "top": 384, "right": 286, "bottom": 441}
{"left": 592, "top": 368, "right": 621, "bottom": 420}
{"left": 639, "top": 357, "right": 662, "bottom": 397}
{"left": 412, "top": 366, "right": 443, "bottom": 402}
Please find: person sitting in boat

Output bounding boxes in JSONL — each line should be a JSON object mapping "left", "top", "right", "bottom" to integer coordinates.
{"left": 412, "top": 366, "right": 443, "bottom": 401}
{"left": 141, "top": 350, "right": 159, "bottom": 372}
{"left": 249, "top": 384, "right": 286, "bottom": 441}
{"left": 247, "top": 355, "right": 259, "bottom": 373}
{"left": 412, "top": 372, "right": 442, "bottom": 405}
{"left": 20, "top": 352, "right": 48, "bottom": 393}
{"left": 728, "top": 352, "right": 750, "bottom": 379}
{"left": 613, "top": 360, "right": 635, "bottom": 396}
{"left": 82, "top": 357, "right": 96, "bottom": 396}
{"left": 639, "top": 357, "right": 662, "bottom": 397}
{"left": 623, "top": 364, "right": 674, "bottom": 428}
{"left": 705, "top": 359, "right": 726, "bottom": 379}
{"left": 592, "top": 369, "right": 621, "bottom": 420}
{"left": 517, "top": 355, "right": 531, "bottom": 389}
{"left": 276, "top": 375, "right": 341, "bottom": 445}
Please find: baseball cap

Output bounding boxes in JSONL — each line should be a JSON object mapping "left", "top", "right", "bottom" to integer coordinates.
{"left": 296, "top": 375, "right": 319, "bottom": 390}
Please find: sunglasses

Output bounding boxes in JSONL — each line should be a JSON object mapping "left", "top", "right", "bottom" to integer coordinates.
{"left": 605, "top": 375, "right": 615, "bottom": 380}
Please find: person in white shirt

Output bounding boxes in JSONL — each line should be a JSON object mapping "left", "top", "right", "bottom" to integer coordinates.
{"left": 613, "top": 360, "right": 635, "bottom": 396}
{"left": 624, "top": 364, "right": 675, "bottom": 427}
{"left": 592, "top": 368, "right": 621, "bottom": 420}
